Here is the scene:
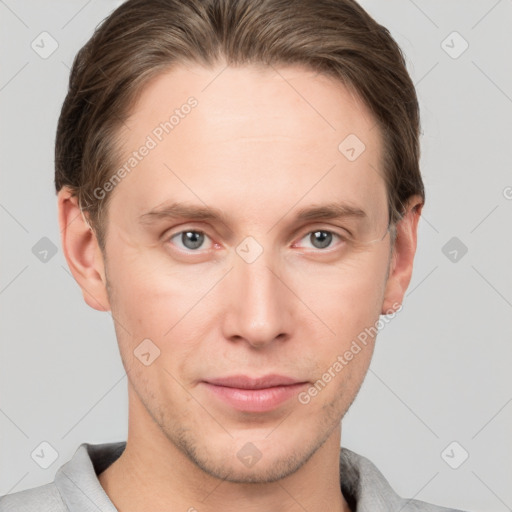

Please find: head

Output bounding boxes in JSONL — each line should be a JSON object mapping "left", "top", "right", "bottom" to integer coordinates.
{"left": 56, "top": 0, "right": 424, "bottom": 483}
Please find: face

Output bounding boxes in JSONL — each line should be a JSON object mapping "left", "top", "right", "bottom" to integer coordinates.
{"left": 91, "top": 62, "right": 397, "bottom": 482}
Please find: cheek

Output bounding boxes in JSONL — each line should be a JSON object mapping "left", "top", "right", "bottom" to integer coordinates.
{"left": 104, "top": 249, "right": 218, "bottom": 375}
{"left": 105, "top": 234, "right": 389, "bottom": 361}
{"left": 294, "top": 250, "right": 389, "bottom": 330}
{"left": 106, "top": 242, "right": 206, "bottom": 322}
{"left": 292, "top": 252, "right": 388, "bottom": 390}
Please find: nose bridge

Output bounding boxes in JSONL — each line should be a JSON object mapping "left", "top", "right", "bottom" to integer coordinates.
{"left": 224, "top": 239, "right": 289, "bottom": 347}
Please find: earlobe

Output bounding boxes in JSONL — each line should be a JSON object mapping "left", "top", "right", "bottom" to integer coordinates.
{"left": 381, "top": 196, "right": 423, "bottom": 315}
{"left": 57, "top": 187, "right": 111, "bottom": 312}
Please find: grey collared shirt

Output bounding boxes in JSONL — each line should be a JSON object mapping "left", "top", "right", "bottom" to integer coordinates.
{"left": 0, "top": 442, "right": 466, "bottom": 511}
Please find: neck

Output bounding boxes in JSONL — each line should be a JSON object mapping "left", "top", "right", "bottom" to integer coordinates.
{"left": 98, "top": 386, "right": 351, "bottom": 512}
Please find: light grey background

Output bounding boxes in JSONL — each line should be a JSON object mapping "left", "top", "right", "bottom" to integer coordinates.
{"left": 1, "top": 1, "right": 511, "bottom": 510}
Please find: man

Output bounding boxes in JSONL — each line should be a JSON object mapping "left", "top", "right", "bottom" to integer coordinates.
{"left": 0, "top": 0, "right": 467, "bottom": 510}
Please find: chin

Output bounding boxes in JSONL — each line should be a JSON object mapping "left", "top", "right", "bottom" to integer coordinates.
{"left": 169, "top": 424, "right": 326, "bottom": 484}
{"left": 194, "top": 449, "right": 313, "bottom": 484}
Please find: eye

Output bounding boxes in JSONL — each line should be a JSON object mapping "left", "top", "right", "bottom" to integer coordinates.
{"left": 295, "top": 229, "right": 345, "bottom": 250}
{"left": 166, "top": 228, "right": 346, "bottom": 253}
{"left": 168, "top": 230, "right": 213, "bottom": 251}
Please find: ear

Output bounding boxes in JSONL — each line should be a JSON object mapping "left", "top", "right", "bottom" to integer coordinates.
{"left": 381, "top": 195, "right": 423, "bottom": 315}
{"left": 57, "top": 186, "right": 111, "bottom": 312}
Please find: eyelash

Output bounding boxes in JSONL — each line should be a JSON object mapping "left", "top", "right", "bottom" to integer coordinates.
{"left": 165, "top": 227, "right": 348, "bottom": 254}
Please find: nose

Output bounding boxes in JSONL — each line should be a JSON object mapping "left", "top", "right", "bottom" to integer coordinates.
{"left": 221, "top": 245, "right": 292, "bottom": 349}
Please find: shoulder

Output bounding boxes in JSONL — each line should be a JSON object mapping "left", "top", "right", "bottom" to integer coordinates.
{"left": 0, "top": 482, "right": 67, "bottom": 512}
{"left": 0, "top": 441, "right": 124, "bottom": 512}
{"left": 340, "top": 447, "right": 468, "bottom": 512}
{"left": 395, "top": 498, "right": 467, "bottom": 512}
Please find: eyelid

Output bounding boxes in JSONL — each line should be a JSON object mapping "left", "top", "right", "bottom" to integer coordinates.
{"left": 163, "top": 223, "right": 210, "bottom": 240}
{"left": 301, "top": 223, "right": 351, "bottom": 236}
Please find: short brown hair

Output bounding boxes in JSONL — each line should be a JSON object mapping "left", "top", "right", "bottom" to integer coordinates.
{"left": 55, "top": 0, "right": 424, "bottom": 250}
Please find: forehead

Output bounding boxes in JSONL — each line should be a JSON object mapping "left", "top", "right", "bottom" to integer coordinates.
{"left": 110, "top": 62, "right": 387, "bottom": 227}
{"left": 126, "top": 62, "right": 379, "bottom": 148}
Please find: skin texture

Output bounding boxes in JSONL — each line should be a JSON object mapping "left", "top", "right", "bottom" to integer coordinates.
{"left": 58, "top": 61, "right": 423, "bottom": 512}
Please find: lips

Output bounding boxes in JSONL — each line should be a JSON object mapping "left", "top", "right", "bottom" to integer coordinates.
{"left": 201, "top": 374, "right": 308, "bottom": 412}
{"left": 204, "top": 374, "right": 305, "bottom": 389}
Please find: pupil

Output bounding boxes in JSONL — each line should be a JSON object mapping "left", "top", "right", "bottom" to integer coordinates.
{"left": 311, "top": 231, "right": 331, "bottom": 249}
{"left": 183, "top": 231, "right": 203, "bottom": 250}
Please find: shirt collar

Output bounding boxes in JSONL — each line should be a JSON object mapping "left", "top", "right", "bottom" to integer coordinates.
{"left": 55, "top": 441, "right": 402, "bottom": 511}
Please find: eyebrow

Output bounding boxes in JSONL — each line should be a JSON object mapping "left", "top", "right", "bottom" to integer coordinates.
{"left": 138, "top": 201, "right": 367, "bottom": 226}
